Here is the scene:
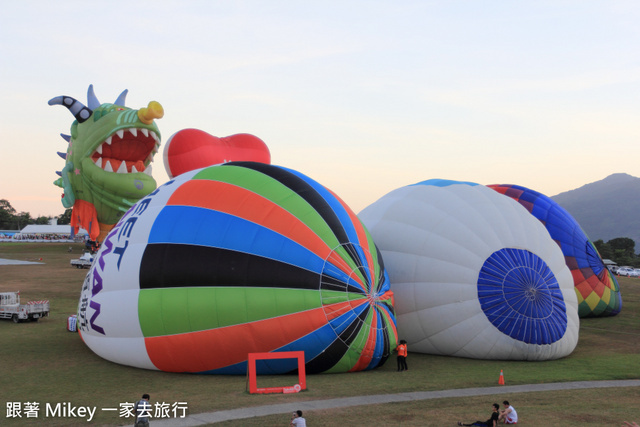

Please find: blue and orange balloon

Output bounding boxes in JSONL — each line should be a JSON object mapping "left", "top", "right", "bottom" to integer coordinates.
{"left": 77, "top": 162, "right": 397, "bottom": 374}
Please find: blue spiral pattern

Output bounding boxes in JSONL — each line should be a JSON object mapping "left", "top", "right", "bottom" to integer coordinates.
{"left": 478, "top": 248, "right": 568, "bottom": 344}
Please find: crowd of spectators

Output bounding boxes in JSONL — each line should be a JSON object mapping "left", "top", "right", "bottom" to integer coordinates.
{"left": 1, "top": 233, "right": 85, "bottom": 242}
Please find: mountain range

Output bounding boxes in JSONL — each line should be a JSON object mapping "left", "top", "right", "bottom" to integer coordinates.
{"left": 551, "top": 173, "right": 640, "bottom": 251}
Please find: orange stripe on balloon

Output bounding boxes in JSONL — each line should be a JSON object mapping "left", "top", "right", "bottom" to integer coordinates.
{"left": 349, "top": 310, "right": 379, "bottom": 372}
{"left": 145, "top": 306, "right": 331, "bottom": 373}
{"left": 323, "top": 298, "right": 368, "bottom": 322}
{"left": 166, "top": 180, "right": 356, "bottom": 279}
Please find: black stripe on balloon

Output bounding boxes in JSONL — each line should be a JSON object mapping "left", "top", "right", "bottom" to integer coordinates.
{"left": 343, "top": 244, "right": 371, "bottom": 289}
{"left": 226, "top": 162, "right": 366, "bottom": 275}
{"left": 304, "top": 305, "right": 371, "bottom": 374}
{"left": 321, "top": 274, "right": 365, "bottom": 294}
{"left": 374, "top": 246, "right": 386, "bottom": 293}
{"left": 369, "top": 314, "right": 391, "bottom": 370}
{"left": 140, "top": 243, "right": 323, "bottom": 290}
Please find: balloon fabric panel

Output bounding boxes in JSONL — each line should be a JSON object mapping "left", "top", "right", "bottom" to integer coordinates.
{"left": 138, "top": 287, "right": 325, "bottom": 336}
{"left": 489, "top": 184, "right": 622, "bottom": 317}
{"left": 190, "top": 166, "right": 364, "bottom": 283}
{"left": 359, "top": 180, "right": 579, "bottom": 360}
{"left": 78, "top": 162, "right": 397, "bottom": 374}
{"left": 478, "top": 248, "right": 568, "bottom": 345}
{"left": 144, "top": 306, "right": 331, "bottom": 372}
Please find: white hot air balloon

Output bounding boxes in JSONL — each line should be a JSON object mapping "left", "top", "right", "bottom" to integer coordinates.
{"left": 359, "top": 179, "right": 579, "bottom": 361}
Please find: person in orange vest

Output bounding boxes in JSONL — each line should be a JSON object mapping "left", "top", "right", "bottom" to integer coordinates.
{"left": 396, "top": 339, "right": 408, "bottom": 371}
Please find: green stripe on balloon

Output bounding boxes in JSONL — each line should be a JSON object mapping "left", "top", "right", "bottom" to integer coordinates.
{"left": 326, "top": 308, "right": 376, "bottom": 373}
{"left": 139, "top": 287, "right": 345, "bottom": 337}
{"left": 193, "top": 165, "right": 343, "bottom": 252}
{"left": 193, "top": 165, "right": 373, "bottom": 289}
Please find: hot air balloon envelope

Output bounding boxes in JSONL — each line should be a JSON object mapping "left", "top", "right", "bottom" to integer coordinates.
{"left": 359, "top": 179, "right": 580, "bottom": 360}
{"left": 77, "top": 162, "right": 396, "bottom": 374}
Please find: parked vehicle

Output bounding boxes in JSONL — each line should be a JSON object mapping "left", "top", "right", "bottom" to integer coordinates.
{"left": 70, "top": 251, "right": 94, "bottom": 269}
{"left": 0, "top": 292, "right": 50, "bottom": 323}
{"left": 610, "top": 266, "right": 620, "bottom": 274}
{"left": 617, "top": 267, "right": 634, "bottom": 277}
{"left": 633, "top": 268, "right": 640, "bottom": 277}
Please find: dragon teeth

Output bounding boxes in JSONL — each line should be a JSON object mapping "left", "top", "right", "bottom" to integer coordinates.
{"left": 150, "top": 131, "right": 160, "bottom": 144}
{"left": 103, "top": 160, "right": 114, "bottom": 173}
{"left": 95, "top": 158, "right": 103, "bottom": 168}
{"left": 96, "top": 144, "right": 103, "bottom": 155}
{"left": 129, "top": 128, "right": 138, "bottom": 137}
{"left": 131, "top": 165, "right": 139, "bottom": 174}
{"left": 144, "top": 164, "right": 153, "bottom": 176}
{"left": 105, "top": 136, "right": 113, "bottom": 145}
{"left": 116, "top": 130, "right": 124, "bottom": 139}
{"left": 116, "top": 161, "right": 128, "bottom": 174}
{"left": 140, "top": 128, "right": 149, "bottom": 138}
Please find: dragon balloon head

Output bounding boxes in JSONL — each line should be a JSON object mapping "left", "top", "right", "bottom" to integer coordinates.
{"left": 50, "top": 85, "right": 163, "bottom": 243}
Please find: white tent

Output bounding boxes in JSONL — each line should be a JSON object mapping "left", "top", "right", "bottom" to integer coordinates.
{"left": 14, "top": 219, "right": 88, "bottom": 242}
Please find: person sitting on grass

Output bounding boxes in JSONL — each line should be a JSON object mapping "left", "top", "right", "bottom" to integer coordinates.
{"left": 458, "top": 403, "right": 500, "bottom": 426}
{"left": 499, "top": 400, "right": 518, "bottom": 424}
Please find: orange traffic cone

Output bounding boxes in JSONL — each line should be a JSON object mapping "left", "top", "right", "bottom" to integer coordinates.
{"left": 498, "top": 370, "right": 505, "bottom": 385}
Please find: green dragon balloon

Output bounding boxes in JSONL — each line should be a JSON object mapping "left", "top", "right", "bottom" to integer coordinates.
{"left": 50, "top": 85, "right": 163, "bottom": 243}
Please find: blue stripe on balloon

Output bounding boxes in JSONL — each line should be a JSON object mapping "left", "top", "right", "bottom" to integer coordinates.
{"left": 199, "top": 304, "right": 393, "bottom": 374}
{"left": 365, "top": 309, "right": 386, "bottom": 370}
{"left": 280, "top": 166, "right": 371, "bottom": 280}
{"left": 149, "top": 205, "right": 327, "bottom": 275}
{"left": 328, "top": 302, "right": 368, "bottom": 336}
{"left": 148, "top": 206, "right": 369, "bottom": 286}
{"left": 202, "top": 307, "right": 372, "bottom": 374}
{"left": 413, "top": 179, "right": 480, "bottom": 187}
{"left": 200, "top": 322, "right": 342, "bottom": 374}
{"left": 478, "top": 248, "right": 568, "bottom": 345}
{"left": 280, "top": 166, "right": 360, "bottom": 242}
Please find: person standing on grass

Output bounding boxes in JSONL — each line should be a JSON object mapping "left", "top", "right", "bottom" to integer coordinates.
{"left": 499, "top": 400, "right": 518, "bottom": 424}
{"left": 396, "top": 339, "right": 408, "bottom": 371}
{"left": 134, "top": 393, "right": 152, "bottom": 427}
{"left": 458, "top": 403, "right": 500, "bottom": 426}
{"left": 290, "top": 410, "right": 306, "bottom": 426}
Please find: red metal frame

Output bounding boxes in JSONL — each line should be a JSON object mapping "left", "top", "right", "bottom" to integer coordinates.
{"left": 246, "top": 351, "right": 306, "bottom": 394}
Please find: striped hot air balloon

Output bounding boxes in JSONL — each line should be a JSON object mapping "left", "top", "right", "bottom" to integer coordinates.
{"left": 77, "top": 162, "right": 397, "bottom": 374}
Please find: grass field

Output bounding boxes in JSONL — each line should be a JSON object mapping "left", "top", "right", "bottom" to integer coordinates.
{"left": 1, "top": 242, "right": 639, "bottom": 426}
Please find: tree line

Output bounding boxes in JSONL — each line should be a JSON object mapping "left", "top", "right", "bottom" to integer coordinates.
{"left": 593, "top": 237, "right": 638, "bottom": 268}
{"left": 0, "top": 199, "right": 71, "bottom": 230}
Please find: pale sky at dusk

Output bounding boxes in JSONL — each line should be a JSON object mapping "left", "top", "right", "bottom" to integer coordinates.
{"left": 1, "top": 1, "right": 639, "bottom": 218}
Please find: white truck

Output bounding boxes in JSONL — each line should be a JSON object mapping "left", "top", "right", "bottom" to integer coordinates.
{"left": 70, "top": 252, "right": 94, "bottom": 269}
{"left": 0, "top": 292, "right": 50, "bottom": 323}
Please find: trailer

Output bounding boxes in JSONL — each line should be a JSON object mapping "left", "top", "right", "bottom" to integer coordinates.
{"left": 0, "top": 292, "right": 50, "bottom": 323}
{"left": 70, "top": 252, "right": 94, "bottom": 269}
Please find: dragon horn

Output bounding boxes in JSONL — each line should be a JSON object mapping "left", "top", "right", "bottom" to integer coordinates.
{"left": 57, "top": 151, "right": 67, "bottom": 160}
{"left": 87, "top": 84, "right": 101, "bottom": 110}
{"left": 48, "top": 96, "right": 92, "bottom": 123}
{"left": 56, "top": 171, "right": 62, "bottom": 177}
{"left": 114, "top": 89, "right": 128, "bottom": 106}
{"left": 60, "top": 133, "right": 71, "bottom": 142}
